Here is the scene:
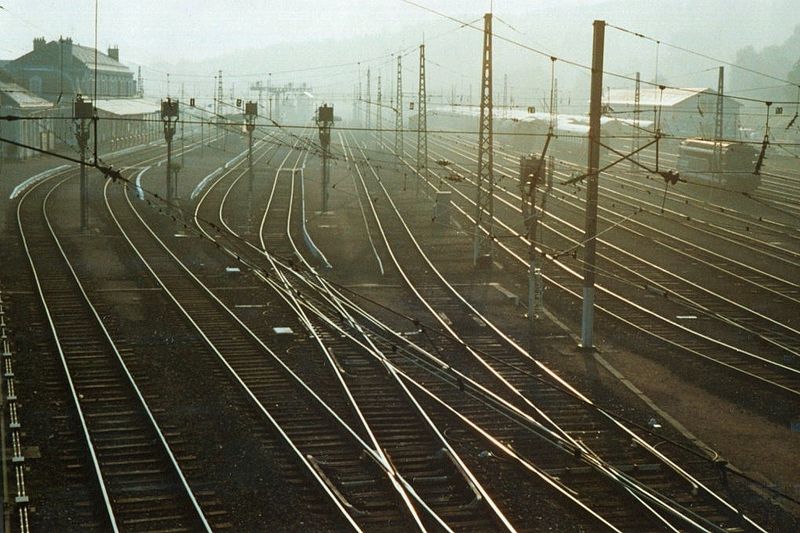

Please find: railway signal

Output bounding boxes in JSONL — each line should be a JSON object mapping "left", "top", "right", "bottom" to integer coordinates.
{"left": 244, "top": 101, "right": 257, "bottom": 191}
{"left": 161, "top": 98, "right": 180, "bottom": 203}
{"left": 74, "top": 95, "right": 94, "bottom": 232}
{"left": 317, "top": 104, "right": 334, "bottom": 213}
{"left": 521, "top": 155, "right": 547, "bottom": 329}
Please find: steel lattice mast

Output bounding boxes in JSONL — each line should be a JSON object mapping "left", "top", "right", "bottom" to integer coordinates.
{"left": 396, "top": 54, "right": 403, "bottom": 158}
{"left": 366, "top": 68, "right": 371, "bottom": 129}
{"left": 416, "top": 44, "right": 427, "bottom": 180}
{"left": 377, "top": 74, "right": 382, "bottom": 146}
{"left": 632, "top": 71, "right": 640, "bottom": 171}
{"left": 473, "top": 13, "right": 494, "bottom": 264}
{"left": 357, "top": 65, "right": 363, "bottom": 126}
{"left": 714, "top": 66, "right": 725, "bottom": 172}
{"left": 216, "top": 70, "right": 223, "bottom": 118}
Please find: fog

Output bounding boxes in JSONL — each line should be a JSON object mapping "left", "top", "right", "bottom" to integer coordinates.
{"left": 2, "top": 0, "right": 798, "bottom": 109}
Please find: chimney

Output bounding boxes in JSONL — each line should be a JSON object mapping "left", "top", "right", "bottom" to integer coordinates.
{"left": 107, "top": 46, "right": 119, "bottom": 62}
{"left": 33, "top": 37, "right": 46, "bottom": 52}
{"left": 59, "top": 37, "right": 73, "bottom": 65}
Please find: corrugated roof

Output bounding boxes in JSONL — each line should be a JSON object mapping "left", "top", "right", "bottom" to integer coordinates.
{"left": 94, "top": 97, "right": 159, "bottom": 116}
{"left": 605, "top": 87, "right": 740, "bottom": 108}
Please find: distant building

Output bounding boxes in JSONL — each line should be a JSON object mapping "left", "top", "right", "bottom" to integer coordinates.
{"left": 92, "top": 97, "right": 161, "bottom": 149}
{"left": 2, "top": 37, "right": 135, "bottom": 102}
{"left": 604, "top": 87, "right": 742, "bottom": 140}
{"left": 0, "top": 70, "right": 54, "bottom": 159}
{"left": 0, "top": 38, "right": 164, "bottom": 155}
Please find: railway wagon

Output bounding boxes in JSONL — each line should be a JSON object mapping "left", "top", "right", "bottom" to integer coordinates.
{"left": 676, "top": 138, "right": 760, "bottom": 193}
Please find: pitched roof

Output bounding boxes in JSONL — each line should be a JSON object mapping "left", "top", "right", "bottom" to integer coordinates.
{"left": 70, "top": 44, "right": 130, "bottom": 74}
{"left": 429, "top": 105, "right": 654, "bottom": 133}
{"left": 9, "top": 40, "right": 131, "bottom": 74}
{"left": 0, "top": 71, "right": 52, "bottom": 109}
{"left": 605, "top": 87, "right": 741, "bottom": 108}
{"left": 94, "top": 97, "right": 159, "bottom": 116}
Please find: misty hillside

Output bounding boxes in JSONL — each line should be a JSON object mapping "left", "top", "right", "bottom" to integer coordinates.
{"left": 141, "top": 0, "right": 799, "bottom": 112}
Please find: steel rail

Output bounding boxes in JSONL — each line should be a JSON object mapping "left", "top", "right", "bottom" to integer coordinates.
{"left": 423, "top": 134, "right": 800, "bottom": 394}
{"left": 17, "top": 177, "right": 120, "bottom": 532}
{"left": 200, "top": 127, "right": 752, "bottom": 528}
{"left": 442, "top": 135, "right": 800, "bottom": 359}
{"left": 152, "top": 133, "right": 451, "bottom": 530}
{"left": 205, "top": 132, "right": 443, "bottom": 531}
{"left": 205, "top": 129, "right": 518, "bottom": 531}
{"left": 337, "top": 130, "right": 386, "bottom": 274}
{"left": 215, "top": 134, "right": 431, "bottom": 530}
{"left": 12, "top": 133, "right": 219, "bottom": 532}
{"left": 105, "top": 175, "right": 367, "bottom": 532}
{"left": 442, "top": 134, "right": 800, "bottom": 274}
{"left": 470, "top": 135, "right": 800, "bottom": 254}
{"left": 459, "top": 153, "right": 800, "bottom": 358}
{"left": 41, "top": 178, "right": 213, "bottom": 531}
{"left": 361, "top": 135, "right": 739, "bottom": 531}
{"left": 263, "top": 266, "right": 620, "bottom": 531}
{"left": 387, "top": 133, "right": 768, "bottom": 531}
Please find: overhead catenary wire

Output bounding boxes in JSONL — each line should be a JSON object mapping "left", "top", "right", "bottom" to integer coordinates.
{"left": 6, "top": 124, "right": 798, "bottom": 510}
{"left": 607, "top": 22, "right": 800, "bottom": 89}
{"left": 398, "top": 0, "right": 800, "bottom": 107}
{"left": 6, "top": 7, "right": 797, "bottom": 519}
{"left": 128, "top": 16, "right": 476, "bottom": 87}
{"left": 4, "top": 113, "right": 800, "bottom": 147}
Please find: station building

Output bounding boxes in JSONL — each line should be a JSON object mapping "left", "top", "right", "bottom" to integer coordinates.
{"left": 1, "top": 38, "right": 158, "bottom": 158}
{"left": 3, "top": 37, "right": 136, "bottom": 102}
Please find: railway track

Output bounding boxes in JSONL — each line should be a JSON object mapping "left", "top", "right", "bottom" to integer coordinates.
{"left": 196, "top": 130, "right": 518, "bottom": 530}
{"left": 11, "top": 133, "right": 343, "bottom": 531}
{"left": 617, "top": 141, "right": 800, "bottom": 233}
{"left": 17, "top": 154, "right": 213, "bottom": 531}
{"left": 419, "top": 132, "right": 800, "bottom": 397}
{"left": 181, "top": 128, "right": 646, "bottom": 529}
{"left": 4, "top": 119, "right": 789, "bottom": 530}
{"left": 293, "top": 131, "right": 767, "bottom": 531}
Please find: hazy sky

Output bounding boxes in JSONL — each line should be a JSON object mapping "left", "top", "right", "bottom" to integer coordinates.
{"left": 2, "top": 0, "right": 796, "bottom": 64}
{"left": 1, "top": 0, "right": 505, "bottom": 62}
{"left": 2, "top": 0, "right": 798, "bottom": 105}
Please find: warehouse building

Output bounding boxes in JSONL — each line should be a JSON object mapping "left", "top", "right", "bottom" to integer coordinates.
{"left": 604, "top": 87, "right": 742, "bottom": 139}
